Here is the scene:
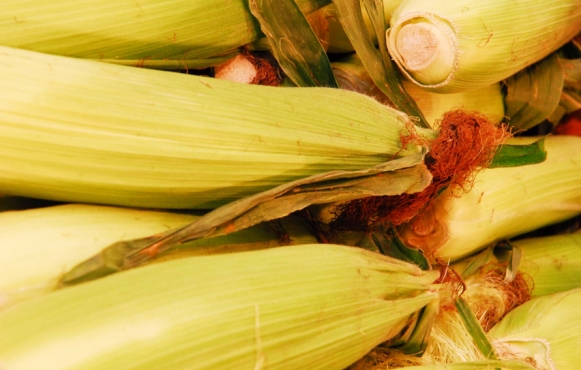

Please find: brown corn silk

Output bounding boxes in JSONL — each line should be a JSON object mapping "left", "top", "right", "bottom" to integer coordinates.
{"left": 330, "top": 110, "right": 511, "bottom": 231}
{"left": 463, "top": 269, "right": 533, "bottom": 332}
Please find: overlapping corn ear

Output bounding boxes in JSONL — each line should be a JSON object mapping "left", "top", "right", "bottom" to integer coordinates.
{"left": 0, "top": 203, "right": 321, "bottom": 310}
{"left": 331, "top": 54, "right": 505, "bottom": 126}
{"left": 0, "top": 245, "right": 439, "bottom": 370}
{"left": 489, "top": 288, "right": 581, "bottom": 369}
{"left": 0, "top": 204, "right": 197, "bottom": 310}
{"left": 513, "top": 231, "right": 581, "bottom": 297}
{"left": 387, "top": 0, "right": 581, "bottom": 93}
{"left": 0, "top": 45, "right": 430, "bottom": 209}
{"left": 399, "top": 135, "right": 581, "bottom": 262}
{"left": 0, "top": 0, "right": 328, "bottom": 69}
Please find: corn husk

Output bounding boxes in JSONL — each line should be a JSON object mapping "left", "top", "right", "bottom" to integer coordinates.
{"left": 513, "top": 231, "right": 581, "bottom": 297}
{"left": 402, "top": 80, "right": 505, "bottom": 127}
{"left": 0, "top": 0, "right": 328, "bottom": 69}
{"left": 0, "top": 244, "right": 439, "bottom": 370}
{"left": 0, "top": 204, "right": 197, "bottom": 309}
{"left": 399, "top": 135, "right": 581, "bottom": 262}
{"left": 489, "top": 288, "right": 581, "bottom": 369}
{"left": 0, "top": 203, "right": 321, "bottom": 310}
{"left": 331, "top": 53, "right": 505, "bottom": 126}
{"left": 0, "top": 45, "right": 430, "bottom": 209}
{"left": 307, "top": 1, "right": 405, "bottom": 54}
{"left": 387, "top": 0, "right": 581, "bottom": 93}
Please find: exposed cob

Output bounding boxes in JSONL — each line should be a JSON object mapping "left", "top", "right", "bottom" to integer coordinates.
{"left": 489, "top": 288, "right": 581, "bottom": 369}
{"left": 399, "top": 135, "right": 581, "bottom": 262}
{"left": 0, "top": 0, "right": 329, "bottom": 69}
{"left": 0, "top": 45, "right": 432, "bottom": 209}
{"left": 0, "top": 244, "right": 439, "bottom": 370}
{"left": 387, "top": 0, "right": 581, "bottom": 93}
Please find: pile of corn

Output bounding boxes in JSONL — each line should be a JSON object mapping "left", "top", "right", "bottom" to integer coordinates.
{"left": 1, "top": 0, "right": 581, "bottom": 369}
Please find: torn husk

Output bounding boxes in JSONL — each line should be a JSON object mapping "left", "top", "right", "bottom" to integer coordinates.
{"left": 58, "top": 154, "right": 433, "bottom": 286}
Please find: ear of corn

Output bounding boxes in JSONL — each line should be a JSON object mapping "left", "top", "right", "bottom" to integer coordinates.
{"left": 399, "top": 135, "right": 581, "bottom": 262}
{"left": 0, "top": 45, "right": 429, "bottom": 209}
{"left": 512, "top": 231, "right": 581, "bottom": 297}
{"left": 402, "top": 80, "right": 505, "bottom": 127}
{"left": 387, "top": 0, "right": 581, "bottom": 93}
{"left": 331, "top": 53, "right": 505, "bottom": 127}
{"left": 489, "top": 288, "right": 581, "bottom": 369}
{"left": 0, "top": 204, "right": 197, "bottom": 309}
{"left": 0, "top": 203, "right": 322, "bottom": 310}
{"left": 0, "top": 244, "right": 439, "bottom": 370}
{"left": 0, "top": 0, "right": 329, "bottom": 69}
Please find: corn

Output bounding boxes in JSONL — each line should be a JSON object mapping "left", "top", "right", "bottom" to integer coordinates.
{"left": 0, "top": 203, "right": 321, "bottom": 310}
{"left": 0, "top": 45, "right": 431, "bottom": 209}
{"left": 0, "top": 204, "right": 196, "bottom": 310}
{"left": 0, "top": 0, "right": 329, "bottom": 69}
{"left": 489, "top": 288, "right": 581, "bottom": 369}
{"left": 512, "top": 231, "right": 581, "bottom": 297}
{"left": 387, "top": 0, "right": 581, "bottom": 93}
{"left": 331, "top": 54, "right": 505, "bottom": 126}
{"left": 0, "top": 244, "right": 439, "bottom": 370}
{"left": 399, "top": 135, "right": 581, "bottom": 262}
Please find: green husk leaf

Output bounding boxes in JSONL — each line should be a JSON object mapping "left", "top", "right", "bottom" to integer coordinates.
{"left": 60, "top": 154, "right": 431, "bottom": 286}
{"left": 504, "top": 54, "right": 564, "bottom": 130}
{"left": 332, "top": 0, "right": 428, "bottom": 126}
{"left": 249, "top": 0, "right": 337, "bottom": 87}
{"left": 489, "top": 138, "right": 547, "bottom": 168}
{"left": 455, "top": 297, "right": 498, "bottom": 360}
{"left": 396, "top": 299, "right": 439, "bottom": 356}
{"left": 505, "top": 243, "right": 523, "bottom": 283}
{"left": 370, "top": 226, "right": 430, "bottom": 270}
{"left": 458, "top": 245, "right": 495, "bottom": 280}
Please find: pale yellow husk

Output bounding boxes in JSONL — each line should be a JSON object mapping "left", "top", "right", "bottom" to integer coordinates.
{"left": 0, "top": 45, "right": 429, "bottom": 209}
{"left": 402, "top": 80, "right": 505, "bottom": 127}
{"left": 513, "top": 231, "right": 581, "bottom": 297}
{"left": 0, "top": 204, "right": 196, "bottom": 310}
{"left": 399, "top": 135, "right": 581, "bottom": 262}
{"left": 489, "top": 288, "right": 581, "bottom": 370}
{"left": 331, "top": 53, "right": 505, "bottom": 126}
{"left": 0, "top": 0, "right": 328, "bottom": 69}
{"left": 0, "top": 244, "right": 439, "bottom": 370}
{"left": 387, "top": 0, "right": 581, "bottom": 93}
{"left": 0, "top": 203, "right": 321, "bottom": 310}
